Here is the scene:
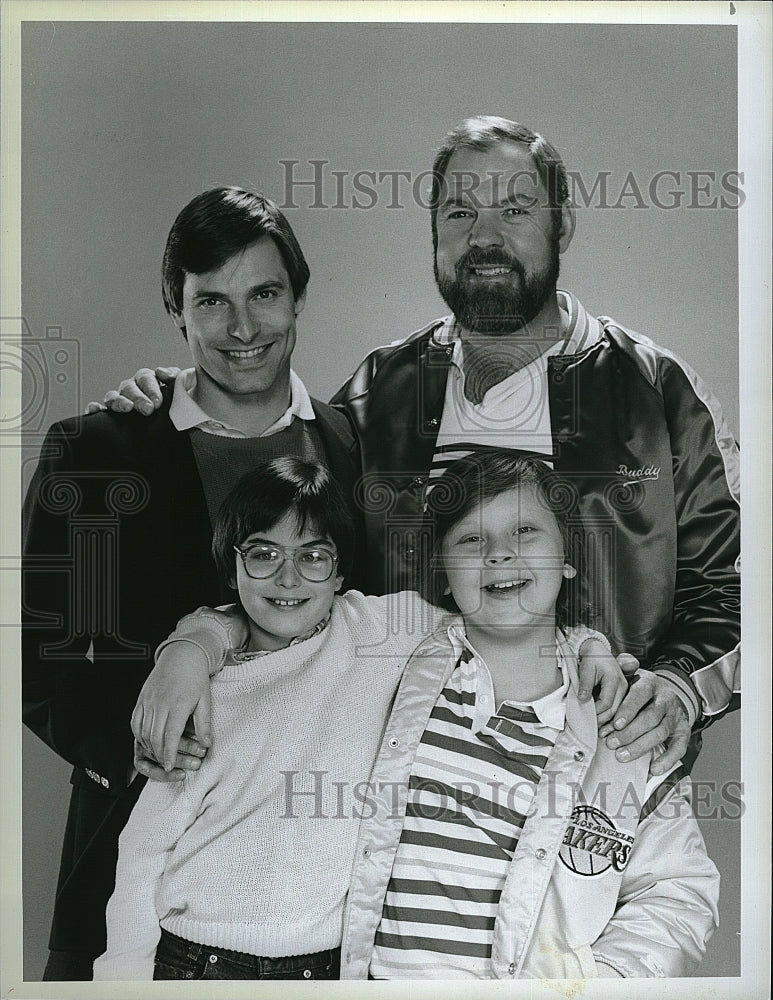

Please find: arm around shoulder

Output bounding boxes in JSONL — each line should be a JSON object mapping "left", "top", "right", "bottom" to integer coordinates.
{"left": 133, "top": 606, "right": 248, "bottom": 770}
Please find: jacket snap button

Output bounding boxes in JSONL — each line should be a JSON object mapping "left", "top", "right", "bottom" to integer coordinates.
{"left": 209, "top": 954, "right": 218, "bottom": 964}
{"left": 574, "top": 750, "right": 585, "bottom": 761}
{"left": 535, "top": 848, "right": 547, "bottom": 860}
{"left": 303, "top": 969, "right": 312, "bottom": 978}
{"left": 363, "top": 846, "right": 371, "bottom": 858}
{"left": 388, "top": 737, "right": 400, "bottom": 748}
{"left": 508, "top": 963, "right": 516, "bottom": 975}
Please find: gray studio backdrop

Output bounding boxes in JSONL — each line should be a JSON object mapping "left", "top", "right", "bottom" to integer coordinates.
{"left": 20, "top": 20, "right": 740, "bottom": 980}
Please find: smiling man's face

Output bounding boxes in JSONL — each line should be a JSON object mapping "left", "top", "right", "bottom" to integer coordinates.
{"left": 434, "top": 140, "right": 571, "bottom": 334}
{"left": 172, "top": 235, "right": 305, "bottom": 406}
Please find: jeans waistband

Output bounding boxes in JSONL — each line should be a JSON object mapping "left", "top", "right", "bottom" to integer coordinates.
{"left": 158, "top": 928, "right": 340, "bottom": 974}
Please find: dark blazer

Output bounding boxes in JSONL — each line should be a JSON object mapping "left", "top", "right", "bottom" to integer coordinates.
{"left": 22, "top": 390, "right": 364, "bottom": 959}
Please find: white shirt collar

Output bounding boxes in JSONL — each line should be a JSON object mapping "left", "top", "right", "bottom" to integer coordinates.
{"left": 446, "top": 622, "right": 570, "bottom": 730}
{"left": 169, "top": 368, "right": 315, "bottom": 438}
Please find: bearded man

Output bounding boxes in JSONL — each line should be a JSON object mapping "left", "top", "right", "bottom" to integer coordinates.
{"left": 332, "top": 116, "right": 740, "bottom": 771}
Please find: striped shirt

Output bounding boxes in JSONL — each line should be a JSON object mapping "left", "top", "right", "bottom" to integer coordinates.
{"left": 370, "top": 626, "right": 570, "bottom": 979}
{"left": 427, "top": 291, "right": 602, "bottom": 485}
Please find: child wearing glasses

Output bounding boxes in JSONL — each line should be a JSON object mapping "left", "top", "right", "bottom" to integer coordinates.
{"left": 94, "top": 455, "right": 709, "bottom": 981}
{"left": 94, "top": 457, "right": 442, "bottom": 981}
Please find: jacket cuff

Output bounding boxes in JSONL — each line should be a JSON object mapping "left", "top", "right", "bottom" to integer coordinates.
{"left": 653, "top": 664, "right": 700, "bottom": 728}
{"left": 592, "top": 954, "right": 626, "bottom": 978}
{"left": 564, "top": 625, "right": 612, "bottom": 655}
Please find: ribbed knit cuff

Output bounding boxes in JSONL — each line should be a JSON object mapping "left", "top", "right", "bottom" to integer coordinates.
{"left": 155, "top": 606, "right": 243, "bottom": 676}
{"left": 565, "top": 625, "right": 612, "bottom": 655}
{"left": 163, "top": 911, "right": 343, "bottom": 959}
{"left": 653, "top": 665, "right": 699, "bottom": 728}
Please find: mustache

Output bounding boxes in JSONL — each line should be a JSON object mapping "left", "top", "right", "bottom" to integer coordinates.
{"left": 455, "top": 248, "right": 525, "bottom": 276}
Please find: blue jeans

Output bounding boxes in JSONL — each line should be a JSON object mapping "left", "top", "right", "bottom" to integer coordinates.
{"left": 153, "top": 929, "right": 341, "bottom": 981}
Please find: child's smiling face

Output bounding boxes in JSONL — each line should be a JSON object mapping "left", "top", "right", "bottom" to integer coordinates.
{"left": 440, "top": 484, "right": 576, "bottom": 635}
{"left": 235, "top": 512, "right": 343, "bottom": 652}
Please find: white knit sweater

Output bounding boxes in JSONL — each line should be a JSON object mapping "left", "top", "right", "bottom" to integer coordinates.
{"left": 93, "top": 590, "right": 605, "bottom": 981}
{"left": 93, "top": 591, "right": 444, "bottom": 980}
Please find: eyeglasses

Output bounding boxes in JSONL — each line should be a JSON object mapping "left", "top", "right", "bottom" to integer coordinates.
{"left": 234, "top": 543, "right": 338, "bottom": 582}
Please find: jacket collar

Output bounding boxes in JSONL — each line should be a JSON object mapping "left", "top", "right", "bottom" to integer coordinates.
{"left": 412, "top": 623, "right": 598, "bottom": 752}
{"left": 431, "top": 290, "right": 604, "bottom": 360}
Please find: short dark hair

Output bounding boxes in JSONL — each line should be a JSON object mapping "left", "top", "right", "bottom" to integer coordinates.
{"left": 422, "top": 449, "right": 586, "bottom": 629}
{"left": 429, "top": 116, "right": 569, "bottom": 252}
{"left": 162, "top": 186, "right": 310, "bottom": 337}
{"left": 212, "top": 458, "right": 354, "bottom": 590}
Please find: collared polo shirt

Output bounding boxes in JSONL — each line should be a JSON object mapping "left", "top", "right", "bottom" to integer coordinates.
{"left": 169, "top": 367, "right": 315, "bottom": 438}
{"left": 370, "top": 625, "right": 570, "bottom": 979}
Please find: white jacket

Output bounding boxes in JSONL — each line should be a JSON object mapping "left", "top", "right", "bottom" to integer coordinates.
{"left": 340, "top": 629, "right": 719, "bottom": 979}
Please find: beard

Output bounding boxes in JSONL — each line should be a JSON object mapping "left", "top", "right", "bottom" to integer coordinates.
{"left": 435, "top": 238, "right": 561, "bottom": 334}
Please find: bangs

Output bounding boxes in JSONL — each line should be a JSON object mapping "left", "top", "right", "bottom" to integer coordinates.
{"left": 211, "top": 458, "right": 354, "bottom": 591}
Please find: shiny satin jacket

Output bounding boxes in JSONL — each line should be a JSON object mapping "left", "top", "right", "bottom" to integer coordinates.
{"left": 339, "top": 630, "right": 720, "bottom": 980}
{"left": 332, "top": 297, "right": 740, "bottom": 724}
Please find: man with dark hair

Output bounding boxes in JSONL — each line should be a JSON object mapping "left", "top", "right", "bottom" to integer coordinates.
{"left": 161, "top": 186, "right": 312, "bottom": 323}
{"left": 22, "top": 186, "right": 363, "bottom": 980}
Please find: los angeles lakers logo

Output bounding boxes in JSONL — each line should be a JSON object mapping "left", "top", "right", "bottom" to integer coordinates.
{"left": 559, "top": 805, "right": 634, "bottom": 877}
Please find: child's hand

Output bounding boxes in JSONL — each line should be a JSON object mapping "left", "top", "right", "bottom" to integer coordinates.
{"left": 599, "top": 673, "right": 691, "bottom": 775}
{"left": 133, "top": 734, "right": 207, "bottom": 783}
{"left": 131, "top": 640, "right": 212, "bottom": 776}
{"left": 577, "top": 639, "right": 639, "bottom": 725}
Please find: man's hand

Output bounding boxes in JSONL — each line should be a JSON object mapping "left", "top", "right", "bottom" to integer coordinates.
{"left": 577, "top": 641, "right": 639, "bottom": 726}
{"left": 85, "top": 366, "right": 181, "bottom": 415}
{"left": 131, "top": 638, "right": 212, "bottom": 780}
{"left": 599, "top": 672, "right": 691, "bottom": 775}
